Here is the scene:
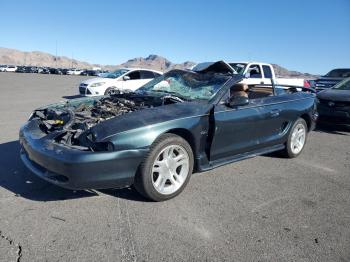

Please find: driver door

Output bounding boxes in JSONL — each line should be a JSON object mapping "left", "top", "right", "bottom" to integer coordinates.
{"left": 209, "top": 93, "right": 262, "bottom": 161}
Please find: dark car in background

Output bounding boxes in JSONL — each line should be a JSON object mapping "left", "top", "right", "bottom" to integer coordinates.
{"left": 317, "top": 77, "right": 350, "bottom": 127}
{"left": 59, "top": 68, "right": 69, "bottom": 75}
{"left": 314, "top": 68, "right": 350, "bottom": 91}
{"left": 19, "top": 61, "right": 317, "bottom": 201}
{"left": 16, "top": 66, "right": 38, "bottom": 73}
{"left": 39, "top": 67, "right": 50, "bottom": 74}
{"left": 16, "top": 66, "right": 27, "bottom": 73}
{"left": 48, "top": 67, "right": 63, "bottom": 75}
{"left": 80, "top": 69, "right": 101, "bottom": 76}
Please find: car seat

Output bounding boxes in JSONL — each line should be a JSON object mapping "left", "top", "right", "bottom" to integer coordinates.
{"left": 230, "top": 83, "right": 249, "bottom": 98}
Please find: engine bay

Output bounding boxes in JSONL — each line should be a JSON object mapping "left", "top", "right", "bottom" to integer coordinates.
{"left": 31, "top": 93, "right": 181, "bottom": 150}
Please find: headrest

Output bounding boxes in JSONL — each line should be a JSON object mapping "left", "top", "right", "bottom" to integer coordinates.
{"left": 231, "top": 83, "right": 248, "bottom": 91}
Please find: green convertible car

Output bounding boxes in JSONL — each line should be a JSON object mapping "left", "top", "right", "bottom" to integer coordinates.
{"left": 19, "top": 61, "right": 318, "bottom": 201}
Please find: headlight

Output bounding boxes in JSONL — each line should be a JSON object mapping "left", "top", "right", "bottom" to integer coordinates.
{"left": 90, "top": 82, "right": 106, "bottom": 87}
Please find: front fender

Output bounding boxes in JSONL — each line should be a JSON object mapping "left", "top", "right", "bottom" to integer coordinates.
{"left": 108, "top": 115, "right": 208, "bottom": 153}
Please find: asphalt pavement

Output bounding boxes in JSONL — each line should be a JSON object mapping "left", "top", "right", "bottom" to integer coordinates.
{"left": 0, "top": 73, "right": 349, "bottom": 262}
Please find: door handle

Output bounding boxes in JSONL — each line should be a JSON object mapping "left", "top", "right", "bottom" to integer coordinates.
{"left": 270, "top": 109, "right": 280, "bottom": 117}
{"left": 260, "top": 81, "right": 264, "bottom": 84}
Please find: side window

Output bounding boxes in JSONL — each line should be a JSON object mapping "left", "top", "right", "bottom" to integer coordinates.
{"left": 127, "top": 71, "right": 141, "bottom": 80}
{"left": 248, "top": 64, "right": 262, "bottom": 78}
{"left": 153, "top": 72, "right": 162, "bottom": 77}
{"left": 262, "top": 65, "right": 273, "bottom": 78}
{"left": 140, "top": 70, "right": 155, "bottom": 79}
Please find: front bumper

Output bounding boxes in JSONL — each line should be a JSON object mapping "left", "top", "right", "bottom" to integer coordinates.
{"left": 19, "top": 122, "right": 148, "bottom": 190}
{"left": 79, "top": 85, "right": 101, "bottom": 97}
{"left": 317, "top": 105, "right": 350, "bottom": 126}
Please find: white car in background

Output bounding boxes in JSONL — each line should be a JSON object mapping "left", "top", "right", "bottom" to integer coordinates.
{"left": 67, "top": 68, "right": 83, "bottom": 75}
{"left": 78, "top": 68, "right": 163, "bottom": 96}
{"left": 0, "top": 65, "right": 17, "bottom": 72}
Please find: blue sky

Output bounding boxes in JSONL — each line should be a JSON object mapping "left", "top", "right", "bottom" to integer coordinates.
{"left": 1, "top": 0, "right": 349, "bottom": 74}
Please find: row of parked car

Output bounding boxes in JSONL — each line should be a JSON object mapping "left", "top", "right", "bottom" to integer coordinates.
{"left": 0, "top": 64, "right": 108, "bottom": 76}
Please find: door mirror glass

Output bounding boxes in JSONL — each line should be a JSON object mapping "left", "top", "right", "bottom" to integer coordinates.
{"left": 226, "top": 96, "right": 249, "bottom": 108}
{"left": 123, "top": 75, "right": 130, "bottom": 81}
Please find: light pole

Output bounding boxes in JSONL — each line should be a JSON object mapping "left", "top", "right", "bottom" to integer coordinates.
{"left": 55, "top": 40, "right": 58, "bottom": 68}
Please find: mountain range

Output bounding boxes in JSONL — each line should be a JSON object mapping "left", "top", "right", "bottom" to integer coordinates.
{"left": 0, "top": 47, "right": 317, "bottom": 78}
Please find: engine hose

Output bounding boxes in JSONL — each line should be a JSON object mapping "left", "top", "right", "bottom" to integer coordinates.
{"left": 63, "top": 108, "right": 76, "bottom": 130}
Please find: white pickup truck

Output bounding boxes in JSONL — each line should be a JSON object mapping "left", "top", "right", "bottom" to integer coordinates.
{"left": 193, "top": 61, "right": 310, "bottom": 88}
{"left": 229, "top": 62, "right": 309, "bottom": 87}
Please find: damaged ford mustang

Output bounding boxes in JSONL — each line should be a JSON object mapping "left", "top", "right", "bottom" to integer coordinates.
{"left": 19, "top": 61, "right": 318, "bottom": 201}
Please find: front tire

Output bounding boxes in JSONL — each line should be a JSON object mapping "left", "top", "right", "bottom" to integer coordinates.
{"left": 134, "top": 134, "right": 194, "bottom": 201}
{"left": 282, "top": 118, "right": 308, "bottom": 158}
{"left": 104, "top": 87, "right": 116, "bottom": 95}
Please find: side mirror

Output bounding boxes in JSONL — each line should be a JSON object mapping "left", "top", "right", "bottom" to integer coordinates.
{"left": 244, "top": 72, "right": 250, "bottom": 78}
{"left": 226, "top": 96, "right": 249, "bottom": 108}
{"left": 123, "top": 75, "right": 130, "bottom": 81}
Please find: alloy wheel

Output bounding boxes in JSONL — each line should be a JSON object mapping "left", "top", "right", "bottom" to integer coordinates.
{"left": 290, "top": 123, "right": 306, "bottom": 154}
{"left": 151, "top": 145, "right": 190, "bottom": 195}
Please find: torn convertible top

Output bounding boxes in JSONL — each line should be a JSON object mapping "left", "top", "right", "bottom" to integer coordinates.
{"left": 192, "top": 60, "right": 237, "bottom": 74}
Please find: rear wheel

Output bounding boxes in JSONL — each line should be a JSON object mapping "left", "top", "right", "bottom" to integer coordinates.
{"left": 282, "top": 118, "right": 308, "bottom": 158}
{"left": 134, "top": 134, "right": 194, "bottom": 201}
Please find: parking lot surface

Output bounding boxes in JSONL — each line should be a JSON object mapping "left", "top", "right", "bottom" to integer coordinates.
{"left": 0, "top": 73, "right": 349, "bottom": 262}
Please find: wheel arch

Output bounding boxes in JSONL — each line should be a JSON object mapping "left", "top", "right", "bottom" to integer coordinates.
{"left": 300, "top": 113, "right": 312, "bottom": 131}
{"left": 164, "top": 128, "right": 196, "bottom": 154}
{"left": 164, "top": 128, "right": 197, "bottom": 169}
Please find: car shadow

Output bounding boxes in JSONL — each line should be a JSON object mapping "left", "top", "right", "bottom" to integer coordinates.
{"left": 62, "top": 95, "right": 83, "bottom": 100}
{"left": 314, "top": 124, "right": 349, "bottom": 136}
{"left": 0, "top": 140, "right": 145, "bottom": 202}
{"left": 99, "top": 188, "right": 151, "bottom": 202}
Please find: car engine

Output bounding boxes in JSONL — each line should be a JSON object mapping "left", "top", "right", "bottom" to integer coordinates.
{"left": 31, "top": 94, "right": 181, "bottom": 150}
